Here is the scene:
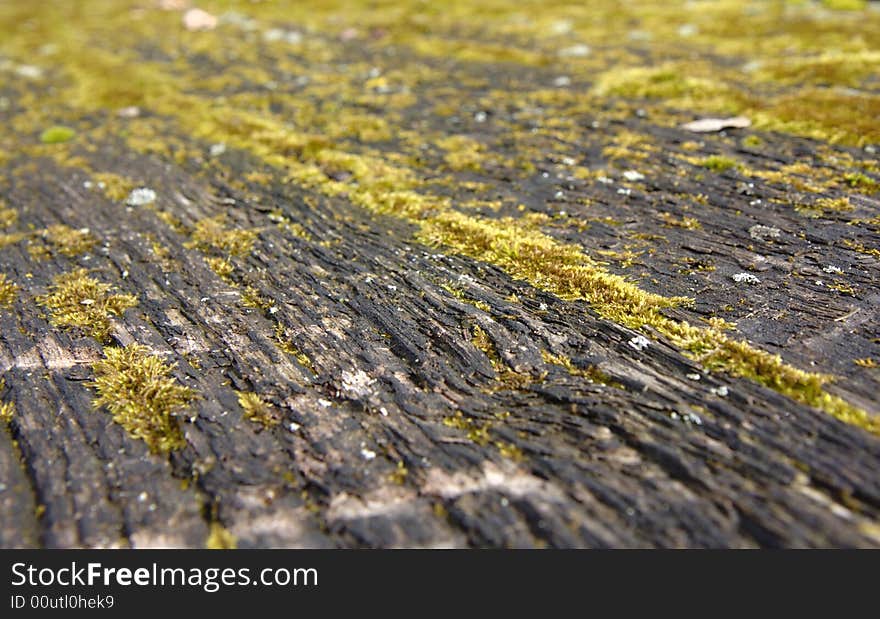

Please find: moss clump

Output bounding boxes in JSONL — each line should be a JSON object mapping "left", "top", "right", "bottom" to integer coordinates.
{"left": 418, "top": 212, "right": 688, "bottom": 322}
{"left": 443, "top": 410, "right": 492, "bottom": 445}
{"left": 660, "top": 212, "right": 702, "bottom": 229}
{"left": 844, "top": 172, "right": 878, "bottom": 193}
{"left": 37, "top": 269, "right": 137, "bottom": 341}
{"left": 0, "top": 273, "right": 18, "bottom": 309}
{"left": 240, "top": 286, "right": 275, "bottom": 312}
{"left": 471, "top": 324, "right": 533, "bottom": 390}
{"left": 235, "top": 390, "right": 280, "bottom": 428}
{"left": 186, "top": 215, "right": 258, "bottom": 256}
{"left": 204, "top": 256, "right": 234, "bottom": 281}
{"left": 541, "top": 351, "right": 623, "bottom": 388}
{"left": 0, "top": 401, "right": 13, "bottom": 424}
{"left": 388, "top": 461, "right": 409, "bottom": 485}
{"left": 700, "top": 155, "right": 738, "bottom": 173}
{"left": 442, "top": 282, "right": 491, "bottom": 311}
{"left": 41, "top": 224, "right": 97, "bottom": 256}
{"left": 273, "top": 322, "right": 315, "bottom": 372}
{"left": 91, "top": 172, "right": 136, "bottom": 202}
{"left": 436, "top": 135, "right": 486, "bottom": 172}
{"left": 0, "top": 379, "right": 13, "bottom": 424}
{"left": 754, "top": 89, "right": 880, "bottom": 147}
{"left": 206, "top": 523, "right": 237, "bottom": 550}
{"left": 662, "top": 320, "right": 880, "bottom": 435}
{"left": 821, "top": 0, "right": 866, "bottom": 10}
{"left": 39, "top": 125, "right": 76, "bottom": 144}
{"left": 90, "top": 344, "right": 195, "bottom": 453}
{"left": 0, "top": 207, "right": 17, "bottom": 229}
{"left": 594, "top": 64, "right": 726, "bottom": 100}
{"left": 0, "top": 232, "right": 26, "bottom": 250}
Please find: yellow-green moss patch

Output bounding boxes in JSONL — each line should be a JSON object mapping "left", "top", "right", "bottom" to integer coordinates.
{"left": 37, "top": 269, "right": 137, "bottom": 341}
{"left": 206, "top": 522, "right": 237, "bottom": 549}
{"left": 90, "top": 344, "right": 195, "bottom": 453}
{"left": 0, "top": 207, "right": 17, "bottom": 229}
{"left": 235, "top": 390, "right": 280, "bottom": 428}
{"left": 186, "top": 215, "right": 258, "bottom": 256}
{"left": 0, "top": 273, "right": 18, "bottom": 309}
{"left": 40, "top": 224, "right": 97, "bottom": 257}
{"left": 39, "top": 125, "right": 76, "bottom": 144}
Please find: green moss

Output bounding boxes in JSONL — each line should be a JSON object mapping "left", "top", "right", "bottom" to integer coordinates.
{"left": 235, "top": 390, "right": 280, "bottom": 428}
{"left": 90, "top": 344, "right": 195, "bottom": 453}
{"left": 241, "top": 286, "right": 275, "bottom": 312}
{"left": 273, "top": 323, "right": 315, "bottom": 372}
{"left": 419, "top": 212, "right": 687, "bottom": 322}
{"left": 593, "top": 64, "right": 731, "bottom": 102}
{"left": 471, "top": 324, "right": 533, "bottom": 390}
{"left": 0, "top": 379, "right": 13, "bottom": 424}
{"left": 660, "top": 212, "right": 702, "bottom": 229}
{"left": 443, "top": 410, "right": 492, "bottom": 445}
{"left": 36, "top": 269, "right": 137, "bottom": 342}
{"left": 442, "top": 282, "right": 491, "bottom": 311}
{"left": 1, "top": 0, "right": 875, "bottom": 436}
{"left": 389, "top": 461, "right": 409, "bottom": 485}
{"left": 0, "top": 232, "right": 26, "bottom": 250}
{"left": 206, "top": 522, "right": 237, "bottom": 550}
{"left": 39, "top": 125, "right": 76, "bottom": 144}
{"left": 700, "top": 155, "right": 738, "bottom": 173}
{"left": 91, "top": 172, "right": 137, "bottom": 202}
{"left": 821, "top": 0, "right": 866, "bottom": 10}
{"left": 186, "top": 215, "right": 258, "bottom": 256}
{"left": 0, "top": 273, "right": 18, "bottom": 309}
{"left": 844, "top": 172, "right": 878, "bottom": 193}
{"left": 40, "top": 224, "right": 97, "bottom": 257}
{"left": 437, "top": 135, "right": 486, "bottom": 172}
{"left": 541, "top": 351, "right": 623, "bottom": 388}
{"left": 0, "top": 402, "right": 13, "bottom": 424}
{"left": 843, "top": 239, "right": 880, "bottom": 258}
{"left": 0, "top": 207, "right": 17, "bottom": 229}
{"left": 204, "top": 256, "right": 234, "bottom": 282}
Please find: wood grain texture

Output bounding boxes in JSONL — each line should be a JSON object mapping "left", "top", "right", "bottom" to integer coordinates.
{"left": 0, "top": 0, "right": 878, "bottom": 548}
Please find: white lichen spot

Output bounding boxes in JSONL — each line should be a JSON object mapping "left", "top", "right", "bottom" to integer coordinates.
{"left": 339, "top": 370, "right": 375, "bottom": 399}
{"left": 822, "top": 265, "right": 843, "bottom": 274}
{"left": 125, "top": 187, "right": 157, "bottom": 206}
{"left": 623, "top": 170, "right": 645, "bottom": 181}
{"left": 263, "top": 28, "right": 303, "bottom": 44}
{"left": 209, "top": 143, "right": 227, "bottom": 157}
{"left": 711, "top": 386, "right": 729, "bottom": 397}
{"left": 748, "top": 225, "right": 781, "bottom": 241}
{"left": 14, "top": 64, "right": 43, "bottom": 79}
{"left": 558, "top": 44, "right": 591, "bottom": 57}
{"left": 732, "top": 272, "right": 761, "bottom": 285}
{"left": 360, "top": 448, "right": 377, "bottom": 460}
{"left": 628, "top": 335, "right": 650, "bottom": 351}
{"left": 686, "top": 373, "right": 701, "bottom": 381}
{"left": 682, "top": 116, "right": 751, "bottom": 133}
{"left": 183, "top": 8, "right": 218, "bottom": 31}
{"left": 683, "top": 411, "right": 703, "bottom": 425}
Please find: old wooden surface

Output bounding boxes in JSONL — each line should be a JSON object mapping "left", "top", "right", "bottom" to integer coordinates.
{"left": 0, "top": 0, "right": 879, "bottom": 548}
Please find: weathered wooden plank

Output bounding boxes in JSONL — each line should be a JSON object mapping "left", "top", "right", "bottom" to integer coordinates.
{"left": 0, "top": 0, "right": 879, "bottom": 548}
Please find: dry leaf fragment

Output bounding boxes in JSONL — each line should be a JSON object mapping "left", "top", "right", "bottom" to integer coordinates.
{"left": 681, "top": 116, "right": 751, "bottom": 133}
{"left": 183, "top": 8, "right": 217, "bottom": 31}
